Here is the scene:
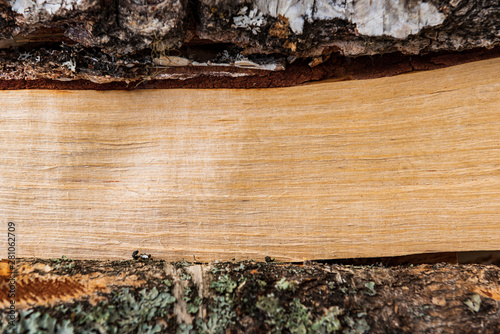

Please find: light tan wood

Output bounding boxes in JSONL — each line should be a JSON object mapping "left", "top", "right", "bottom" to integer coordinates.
{"left": 1, "top": 58, "right": 499, "bottom": 262}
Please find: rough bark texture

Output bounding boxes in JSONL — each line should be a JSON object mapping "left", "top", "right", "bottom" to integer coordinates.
{"left": 0, "top": 0, "right": 498, "bottom": 86}
{"left": 1, "top": 259, "right": 499, "bottom": 333}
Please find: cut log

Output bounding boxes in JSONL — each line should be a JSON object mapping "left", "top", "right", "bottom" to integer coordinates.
{"left": 1, "top": 259, "right": 499, "bottom": 333}
{"left": 1, "top": 58, "right": 499, "bottom": 262}
{"left": 1, "top": 3, "right": 498, "bottom": 333}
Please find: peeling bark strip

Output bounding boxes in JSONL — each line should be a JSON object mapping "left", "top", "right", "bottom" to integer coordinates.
{"left": 1, "top": 259, "right": 499, "bottom": 333}
{"left": 0, "top": 0, "right": 498, "bottom": 85}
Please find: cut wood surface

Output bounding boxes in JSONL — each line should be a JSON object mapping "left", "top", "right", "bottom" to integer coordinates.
{"left": 1, "top": 58, "right": 499, "bottom": 262}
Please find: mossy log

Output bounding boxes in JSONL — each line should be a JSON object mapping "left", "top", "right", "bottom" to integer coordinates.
{"left": 0, "top": 0, "right": 499, "bottom": 87}
{"left": 1, "top": 259, "right": 499, "bottom": 333}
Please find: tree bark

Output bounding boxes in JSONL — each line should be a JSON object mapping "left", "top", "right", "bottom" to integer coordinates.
{"left": 0, "top": 0, "right": 498, "bottom": 87}
{"left": 1, "top": 259, "right": 499, "bottom": 333}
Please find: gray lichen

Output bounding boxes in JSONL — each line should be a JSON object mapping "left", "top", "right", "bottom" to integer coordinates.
{"left": 1, "top": 286, "right": 177, "bottom": 333}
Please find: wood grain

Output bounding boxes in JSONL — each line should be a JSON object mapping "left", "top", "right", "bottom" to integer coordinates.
{"left": 1, "top": 58, "right": 499, "bottom": 262}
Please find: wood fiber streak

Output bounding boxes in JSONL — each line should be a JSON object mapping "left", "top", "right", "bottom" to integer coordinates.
{"left": 0, "top": 58, "right": 499, "bottom": 261}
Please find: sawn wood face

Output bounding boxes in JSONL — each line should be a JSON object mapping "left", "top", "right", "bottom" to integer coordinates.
{"left": 1, "top": 58, "right": 499, "bottom": 261}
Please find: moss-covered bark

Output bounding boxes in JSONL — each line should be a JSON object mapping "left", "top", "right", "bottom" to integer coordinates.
{"left": 1, "top": 258, "right": 499, "bottom": 333}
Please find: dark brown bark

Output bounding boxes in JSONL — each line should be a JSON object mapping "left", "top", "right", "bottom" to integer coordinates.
{"left": 0, "top": 0, "right": 498, "bottom": 87}
{"left": 1, "top": 258, "right": 499, "bottom": 333}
